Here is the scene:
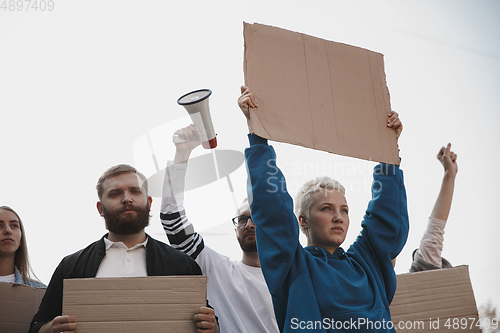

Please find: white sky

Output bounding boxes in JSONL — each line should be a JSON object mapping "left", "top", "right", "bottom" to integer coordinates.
{"left": 1, "top": 0, "right": 499, "bottom": 312}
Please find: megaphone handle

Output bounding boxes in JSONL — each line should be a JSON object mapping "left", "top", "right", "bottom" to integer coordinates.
{"left": 226, "top": 174, "right": 239, "bottom": 211}
{"left": 172, "top": 134, "right": 188, "bottom": 144}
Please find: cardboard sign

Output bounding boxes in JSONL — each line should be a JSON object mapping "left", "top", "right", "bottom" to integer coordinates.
{"left": 243, "top": 22, "right": 400, "bottom": 165}
{"left": 63, "top": 276, "right": 207, "bottom": 333}
{"left": 0, "top": 282, "right": 46, "bottom": 333}
{"left": 390, "top": 265, "right": 481, "bottom": 332}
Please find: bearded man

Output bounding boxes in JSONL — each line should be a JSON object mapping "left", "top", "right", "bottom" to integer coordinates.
{"left": 30, "top": 164, "right": 218, "bottom": 333}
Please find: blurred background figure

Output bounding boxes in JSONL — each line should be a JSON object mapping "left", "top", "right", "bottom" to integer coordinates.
{"left": 0, "top": 206, "right": 46, "bottom": 287}
{"left": 410, "top": 143, "right": 458, "bottom": 271}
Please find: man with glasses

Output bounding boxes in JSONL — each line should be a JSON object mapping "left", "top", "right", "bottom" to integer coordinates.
{"left": 160, "top": 125, "right": 279, "bottom": 333}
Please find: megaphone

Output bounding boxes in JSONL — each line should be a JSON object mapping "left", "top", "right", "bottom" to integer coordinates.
{"left": 174, "top": 89, "right": 217, "bottom": 149}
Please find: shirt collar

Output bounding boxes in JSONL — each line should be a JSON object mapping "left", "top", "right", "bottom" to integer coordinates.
{"left": 103, "top": 237, "right": 148, "bottom": 251}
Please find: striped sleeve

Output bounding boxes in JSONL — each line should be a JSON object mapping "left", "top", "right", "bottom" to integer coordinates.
{"left": 160, "top": 161, "right": 205, "bottom": 260}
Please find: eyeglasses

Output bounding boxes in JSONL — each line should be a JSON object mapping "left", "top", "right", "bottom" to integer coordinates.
{"left": 232, "top": 215, "right": 252, "bottom": 228}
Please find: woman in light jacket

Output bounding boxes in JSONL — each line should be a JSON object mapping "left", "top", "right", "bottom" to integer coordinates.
{"left": 0, "top": 206, "right": 45, "bottom": 287}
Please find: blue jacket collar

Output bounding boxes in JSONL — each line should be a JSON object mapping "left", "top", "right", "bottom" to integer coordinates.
{"left": 305, "top": 246, "right": 355, "bottom": 269}
{"left": 14, "top": 266, "right": 46, "bottom": 287}
{"left": 305, "top": 246, "right": 345, "bottom": 259}
{"left": 14, "top": 266, "right": 23, "bottom": 284}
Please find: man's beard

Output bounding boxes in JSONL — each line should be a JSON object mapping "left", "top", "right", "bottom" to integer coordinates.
{"left": 102, "top": 202, "right": 150, "bottom": 235}
{"left": 237, "top": 231, "right": 257, "bottom": 253}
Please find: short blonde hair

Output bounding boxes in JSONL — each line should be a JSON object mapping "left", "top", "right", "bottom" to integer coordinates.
{"left": 294, "top": 176, "right": 345, "bottom": 229}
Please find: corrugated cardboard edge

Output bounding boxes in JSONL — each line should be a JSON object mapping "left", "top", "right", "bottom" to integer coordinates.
{"left": 390, "top": 265, "right": 481, "bottom": 333}
{"left": 0, "top": 282, "right": 46, "bottom": 333}
{"left": 243, "top": 23, "right": 269, "bottom": 139}
{"left": 243, "top": 22, "right": 400, "bottom": 165}
{"left": 63, "top": 276, "right": 207, "bottom": 333}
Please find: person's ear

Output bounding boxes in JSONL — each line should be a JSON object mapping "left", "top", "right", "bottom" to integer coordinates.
{"left": 147, "top": 196, "right": 153, "bottom": 206}
{"left": 97, "top": 201, "right": 104, "bottom": 217}
{"left": 298, "top": 215, "right": 308, "bottom": 231}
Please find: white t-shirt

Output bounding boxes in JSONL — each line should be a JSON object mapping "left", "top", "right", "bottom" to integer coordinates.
{"left": 0, "top": 273, "right": 16, "bottom": 283}
{"left": 197, "top": 246, "right": 280, "bottom": 333}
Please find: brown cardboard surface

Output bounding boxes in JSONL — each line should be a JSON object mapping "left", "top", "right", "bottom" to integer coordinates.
{"left": 390, "top": 265, "right": 481, "bottom": 332}
{"left": 243, "top": 22, "right": 400, "bottom": 165}
{"left": 63, "top": 276, "right": 207, "bottom": 333}
{"left": 0, "top": 282, "right": 46, "bottom": 333}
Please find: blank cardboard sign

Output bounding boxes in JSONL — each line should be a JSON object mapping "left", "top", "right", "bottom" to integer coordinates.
{"left": 243, "top": 22, "right": 400, "bottom": 165}
{"left": 0, "top": 283, "right": 46, "bottom": 333}
{"left": 390, "top": 266, "right": 481, "bottom": 332}
{"left": 63, "top": 276, "right": 207, "bottom": 333}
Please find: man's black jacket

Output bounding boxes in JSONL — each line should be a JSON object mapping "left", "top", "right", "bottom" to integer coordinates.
{"left": 29, "top": 233, "right": 204, "bottom": 333}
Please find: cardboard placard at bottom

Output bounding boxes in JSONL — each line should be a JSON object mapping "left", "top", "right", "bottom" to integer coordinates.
{"left": 390, "top": 265, "right": 481, "bottom": 333}
{"left": 63, "top": 276, "right": 207, "bottom": 333}
{"left": 74, "top": 321, "right": 197, "bottom": 332}
{"left": 0, "top": 283, "right": 46, "bottom": 333}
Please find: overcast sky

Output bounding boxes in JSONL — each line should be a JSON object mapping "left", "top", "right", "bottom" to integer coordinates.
{"left": 1, "top": 0, "right": 499, "bottom": 311}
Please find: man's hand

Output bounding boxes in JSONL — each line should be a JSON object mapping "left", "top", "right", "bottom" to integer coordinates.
{"left": 193, "top": 306, "right": 218, "bottom": 333}
{"left": 39, "top": 315, "right": 76, "bottom": 333}
{"left": 437, "top": 143, "right": 458, "bottom": 176}
{"left": 173, "top": 124, "right": 202, "bottom": 164}
{"left": 387, "top": 111, "right": 403, "bottom": 139}
{"left": 238, "top": 85, "right": 258, "bottom": 120}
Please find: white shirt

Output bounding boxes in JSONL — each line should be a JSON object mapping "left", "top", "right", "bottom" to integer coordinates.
{"left": 419, "top": 216, "right": 447, "bottom": 267}
{"left": 0, "top": 273, "right": 15, "bottom": 283}
{"left": 95, "top": 238, "right": 148, "bottom": 278}
{"left": 197, "top": 246, "right": 280, "bottom": 333}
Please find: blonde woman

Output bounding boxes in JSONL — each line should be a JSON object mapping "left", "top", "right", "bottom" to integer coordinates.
{"left": 238, "top": 86, "right": 408, "bottom": 333}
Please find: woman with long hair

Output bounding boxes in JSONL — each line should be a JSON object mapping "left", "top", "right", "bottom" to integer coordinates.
{"left": 0, "top": 206, "right": 45, "bottom": 287}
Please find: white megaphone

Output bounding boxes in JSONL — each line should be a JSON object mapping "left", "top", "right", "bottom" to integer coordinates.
{"left": 174, "top": 89, "right": 217, "bottom": 149}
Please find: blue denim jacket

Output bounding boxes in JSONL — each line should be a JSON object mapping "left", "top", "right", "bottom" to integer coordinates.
{"left": 14, "top": 266, "right": 46, "bottom": 288}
